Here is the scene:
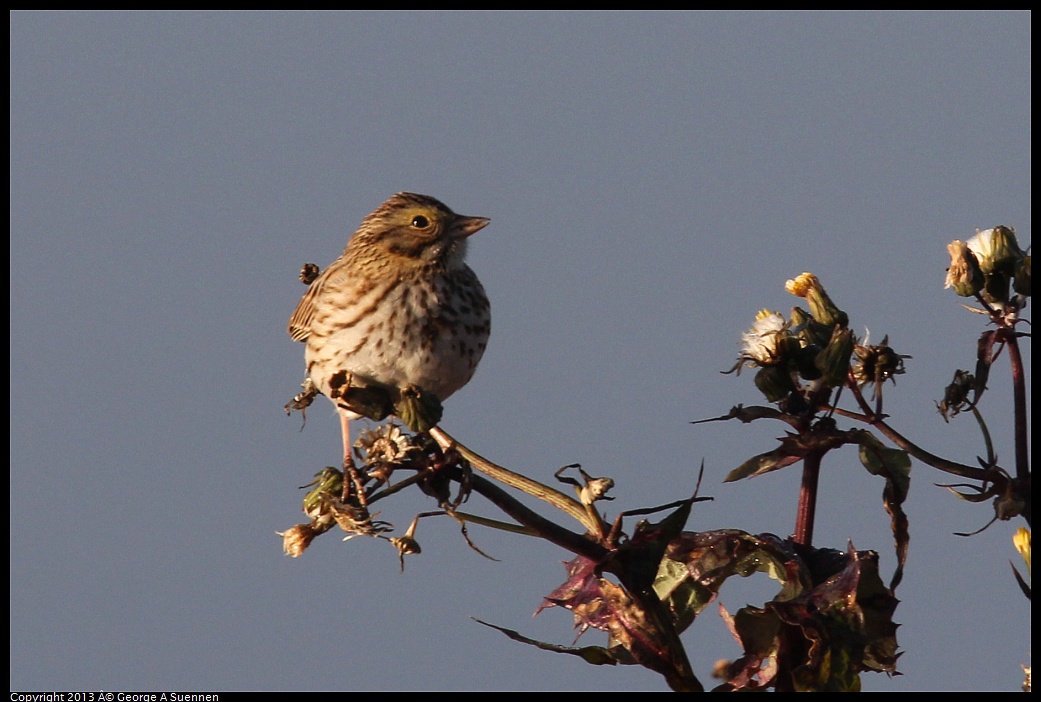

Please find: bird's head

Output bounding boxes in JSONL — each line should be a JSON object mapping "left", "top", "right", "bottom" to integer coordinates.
{"left": 352, "top": 192, "right": 489, "bottom": 270}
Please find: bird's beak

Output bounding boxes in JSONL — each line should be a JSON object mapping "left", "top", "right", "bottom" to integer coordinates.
{"left": 451, "top": 215, "right": 491, "bottom": 239}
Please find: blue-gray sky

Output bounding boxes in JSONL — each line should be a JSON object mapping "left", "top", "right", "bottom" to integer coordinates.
{"left": 10, "top": 11, "right": 1031, "bottom": 692}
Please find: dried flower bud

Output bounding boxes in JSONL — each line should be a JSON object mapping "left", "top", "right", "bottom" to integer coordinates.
{"left": 279, "top": 523, "right": 318, "bottom": 557}
{"left": 390, "top": 535, "right": 422, "bottom": 556}
{"left": 936, "top": 369, "right": 975, "bottom": 421}
{"left": 331, "top": 499, "right": 392, "bottom": 538}
{"left": 389, "top": 535, "right": 421, "bottom": 573}
{"left": 299, "top": 262, "right": 320, "bottom": 285}
{"left": 578, "top": 477, "right": 616, "bottom": 505}
{"left": 944, "top": 240, "right": 984, "bottom": 297}
{"left": 852, "top": 334, "right": 909, "bottom": 394}
{"left": 355, "top": 423, "right": 419, "bottom": 465}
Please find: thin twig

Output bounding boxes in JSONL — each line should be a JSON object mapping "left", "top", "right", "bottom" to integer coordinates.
{"left": 429, "top": 426, "right": 605, "bottom": 535}
{"left": 846, "top": 378, "right": 989, "bottom": 482}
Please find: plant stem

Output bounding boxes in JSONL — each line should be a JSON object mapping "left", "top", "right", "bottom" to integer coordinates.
{"left": 429, "top": 426, "right": 605, "bottom": 534}
{"left": 794, "top": 450, "right": 822, "bottom": 546}
{"left": 1006, "top": 332, "right": 1029, "bottom": 482}
{"left": 844, "top": 380, "right": 989, "bottom": 482}
{"left": 464, "top": 473, "right": 610, "bottom": 561}
{"left": 1005, "top": 331, "right": 1032, "bottom": 526}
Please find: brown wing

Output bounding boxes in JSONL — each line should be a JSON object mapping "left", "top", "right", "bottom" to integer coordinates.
{"left": 287, "top": 266, "right": 334, "bottom": 342}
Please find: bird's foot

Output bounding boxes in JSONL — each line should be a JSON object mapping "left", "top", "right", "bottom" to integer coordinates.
{"left": 341, "top": 453, "right": 370, "bottom": 509}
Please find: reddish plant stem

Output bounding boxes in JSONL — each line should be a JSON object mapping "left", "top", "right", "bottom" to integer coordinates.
{"left": 1006, "top": 332, "right": 1029, "bottom": 482}
{"left": 794, "top": 450, "right": 822, "bottom": 547}
{"left": 1005, "top": 331, "right": 1031, "bottom": 526}
{"left": 774, "top": 626, "right": 805, "bottom": 692}
{"left": 844, "top": 378, "right": 988, "bottom": 482}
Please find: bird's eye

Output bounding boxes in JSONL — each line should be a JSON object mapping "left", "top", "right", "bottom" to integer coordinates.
{"left": 411, "top": 215, "right": 430, "bottom": 228}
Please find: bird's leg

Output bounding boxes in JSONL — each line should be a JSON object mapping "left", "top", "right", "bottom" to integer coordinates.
{"left": 340, "top": 411, "right": 354, "bottom": 469}
{"left": 339, "top": 412, "right": 369, "bottom": 507}
{"left": 330, "top": 371, "right": 370, "bottom": 507}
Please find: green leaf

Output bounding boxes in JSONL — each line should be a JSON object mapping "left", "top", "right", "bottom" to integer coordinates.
{"left": 697, "top": 539, "right": 901, "bottom": 691}
{"left": 769, "top": 546, "right": 901, "bottom": 691}
{"left": 725, "top": 447, "right": 802, "bottom": 481}
{"left": 855, "top": 431, "right": 911, "bottom": 589}
{"left": 814, "top": 327, "right": 855, "bottom": 388}
{"left": 654, "top": 530, "right": 805, "bottom": 635}
{"left": 973, "top": 330, "right": 999, "bottom": 404}
{"left": 394, "top": 385, "right": 443, "bottom": 432}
